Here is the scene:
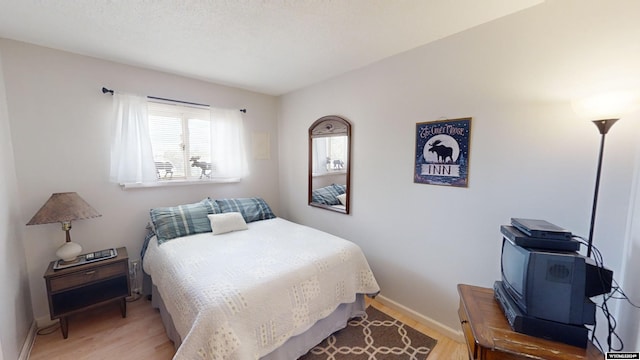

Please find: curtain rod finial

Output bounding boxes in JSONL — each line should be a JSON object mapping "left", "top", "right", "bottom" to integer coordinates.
{"left": 240, "top": 109, "right": 247, "bottom": 113}
{"left": 102, "top": 87, "right": 114, "bottom": 95}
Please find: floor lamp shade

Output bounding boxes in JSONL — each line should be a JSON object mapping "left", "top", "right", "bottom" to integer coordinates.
{"left": 27, "top": 192, "right": 101, "bottom": 262}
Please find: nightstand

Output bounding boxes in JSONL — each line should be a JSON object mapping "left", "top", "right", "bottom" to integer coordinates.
{"left": 43, "top": 247, "right": 131, "bottom": 338}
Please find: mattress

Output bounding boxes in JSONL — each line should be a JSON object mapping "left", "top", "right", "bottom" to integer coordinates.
{"left": 143, "top": 217, "right": 379, "bottom": 359}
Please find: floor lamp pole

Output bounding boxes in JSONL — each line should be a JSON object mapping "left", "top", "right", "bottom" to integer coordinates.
{"left": 587, "top": 118, "right": 618, "bottom": 258}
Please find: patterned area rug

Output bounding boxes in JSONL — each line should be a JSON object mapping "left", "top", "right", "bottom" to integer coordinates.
{"left": 299, "top": 306, "right": 437, "bottom": 360}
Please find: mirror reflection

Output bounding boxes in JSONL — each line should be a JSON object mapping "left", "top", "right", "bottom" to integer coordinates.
{"left": 308, "top": 115, "right": 351, "bottom": 214}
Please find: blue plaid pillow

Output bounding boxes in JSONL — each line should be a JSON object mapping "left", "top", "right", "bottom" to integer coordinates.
{"left": 332, "top": 183, "right": 346, "bottom": 195}
{"left": 150, "top": 199, "right": 216, "bottom": 244}
{"left": 214, "top": 197, "right": 276, "bottom": 223}
{"left": 311, "top": 185, "right": 342, "bottom": 205}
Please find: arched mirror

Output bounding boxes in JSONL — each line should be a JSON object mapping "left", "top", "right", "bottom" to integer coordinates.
{"left": 309, "top": 115, "right": 351, "bottom": 214}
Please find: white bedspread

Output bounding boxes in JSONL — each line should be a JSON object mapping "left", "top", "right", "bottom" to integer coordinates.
{"left": 143, "top": 218, "right": 380, "bottom": 360}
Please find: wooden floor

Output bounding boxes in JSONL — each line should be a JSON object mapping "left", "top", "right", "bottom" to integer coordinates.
{"left": 368, "top": 299, "right": 469, "bottom": 360}
{"left": 29, "top": 296, "right": 467, "bottom": 359}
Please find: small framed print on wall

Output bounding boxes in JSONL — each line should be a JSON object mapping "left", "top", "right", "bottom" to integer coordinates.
{"left": 414, "top": 117, "right": 472, "bottom": 187}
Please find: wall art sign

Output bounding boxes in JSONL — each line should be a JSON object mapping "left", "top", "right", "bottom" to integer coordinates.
{"left": 414, "top": 117, "right": 472, "bottom": 187}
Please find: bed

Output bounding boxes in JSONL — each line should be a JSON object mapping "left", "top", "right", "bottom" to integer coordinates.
{"left": 141, "top": 197, "right": 380, "bottom": 359}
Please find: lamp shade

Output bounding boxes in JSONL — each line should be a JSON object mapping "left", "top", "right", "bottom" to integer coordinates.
{"left": 27, "top": 192, "right": 101, "bottom": 225}
{"left": 572, "top": 91, "right": 640, "bottom": 120}
{"left": 27, "top": 192, "right": 101, "bottom": 262}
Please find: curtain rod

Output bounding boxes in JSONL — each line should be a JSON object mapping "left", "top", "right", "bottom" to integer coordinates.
{"left": 101, "top": 87, "right": 247, "bottom": 113}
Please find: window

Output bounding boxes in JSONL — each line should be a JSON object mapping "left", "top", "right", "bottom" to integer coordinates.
{"left": 312, "top": 135, "right": 348, "bottom": 175}
{"left": 327, "top": 135, "right": 348, "bottom": 171}
{"left": 109, "top": 93, "right": 247, "bottom": 186}
{"left": 148, "top": 101, "right": 213, "bottom": 180}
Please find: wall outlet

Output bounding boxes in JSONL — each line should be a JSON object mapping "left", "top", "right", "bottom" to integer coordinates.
{"left": 132, "top": 260, "right": 140, "bottom": 270}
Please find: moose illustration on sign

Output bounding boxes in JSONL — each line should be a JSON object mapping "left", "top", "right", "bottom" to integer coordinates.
{"left": 428, "top": 140, "right": 453, "bottom": 163}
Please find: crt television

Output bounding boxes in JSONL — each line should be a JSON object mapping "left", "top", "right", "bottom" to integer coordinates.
{"left": 500, "top": 238, "right": 612, "bottom": 325}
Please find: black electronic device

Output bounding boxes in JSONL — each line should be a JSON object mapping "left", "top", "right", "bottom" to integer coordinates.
{"left": 501, "top": 225, "right": 581, "bottom": 252}
{"left": 511, "top": 218, "right": 572, "bottom": 240}
{"left": 494, "top": 280, "right": 589, "bottom": 348}
{"left": 500, "top": 238, "right": 612, "bottom": 325}
{"left": 53, "top": 248, "right": 118, "bottom": 270}
{"left": 585, "top": 256, "right": 614, "bottom": 297}
{"left": 85, "top": 249, "right": 113, "bottom": 261}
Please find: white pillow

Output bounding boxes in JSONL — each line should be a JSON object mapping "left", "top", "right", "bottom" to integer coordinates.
{"left": 207, "top": 212, "right": 248, "bottom": 235}
{"left": 336, "top": 193, "right": 347, "bottom": 206}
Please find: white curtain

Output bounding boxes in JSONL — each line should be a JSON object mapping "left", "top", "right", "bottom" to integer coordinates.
{"left": 109, "top": 93, "right": 157, "bottom": 184}
{"left": 210, "top": 107, "right": 249, "bottom": 179}
{"left": 312, "top": 137, "right": 328, "bottom": 175}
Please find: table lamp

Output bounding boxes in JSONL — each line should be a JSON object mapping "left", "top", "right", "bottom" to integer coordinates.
{"left": 27, "top": 192, "right": 101, "bottom": 263}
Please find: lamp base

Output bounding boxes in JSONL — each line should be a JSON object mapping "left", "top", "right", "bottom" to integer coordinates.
{"left": 56, "top": 241, "right": 82, "bottom": 263}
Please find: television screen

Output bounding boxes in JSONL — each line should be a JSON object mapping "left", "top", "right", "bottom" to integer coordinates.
{"left": 500, "top": 238, "right": 602, "bottom": 326}
{"left": 501, "top": 238, "right": 527, "bottom": 298}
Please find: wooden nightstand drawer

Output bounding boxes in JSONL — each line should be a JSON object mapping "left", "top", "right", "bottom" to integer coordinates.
{"left": 49, "top": 261, "right": 127, "bottom": 292}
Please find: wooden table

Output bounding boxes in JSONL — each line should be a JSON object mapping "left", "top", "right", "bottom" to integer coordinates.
{"left": 44, "top": 247, "right": 131, "bottom": 338}
{"left": 457, "top": 284, "right": 603, "bottom": 360}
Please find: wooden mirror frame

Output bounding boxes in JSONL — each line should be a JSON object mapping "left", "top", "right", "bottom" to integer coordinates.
{"left": 308, "top": 115, "right": 351, "bottom": 214}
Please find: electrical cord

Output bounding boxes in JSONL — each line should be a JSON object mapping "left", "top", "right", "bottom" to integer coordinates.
{"left": 126, "top": 293, "right": 142, "bottom": 302}
{"left": 125, "top": 260, "right": 142, "bottom": 302}
{"left": 572, "top": 235, "right": 640, "bottom": 353}
{"left": 36, "top": 322, "right": 60, "bottom": 336}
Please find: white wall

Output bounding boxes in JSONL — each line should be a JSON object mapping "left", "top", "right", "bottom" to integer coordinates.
{"left": 279, "top": 0, "right": 640, "bottom": 348}
{"left": 617, "top": 145, "right": 640, "bottom": 350}
{"left": 0, "top": 48, "right": 33, "bottom": 360}
{"left": 0, "top": 39, "right": 280, "bottom": 321}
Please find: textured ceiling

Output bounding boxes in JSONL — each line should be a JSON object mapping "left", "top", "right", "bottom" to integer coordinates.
{"left": 0, "top": 0, "right": 543, "bottom": 95}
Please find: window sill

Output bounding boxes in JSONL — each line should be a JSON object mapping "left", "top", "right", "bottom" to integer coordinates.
{"left": 120, "top": 178, "right": 240, "bottom": 189}
{"left": 312, "top": 171, "right": 347, "bottom": 178}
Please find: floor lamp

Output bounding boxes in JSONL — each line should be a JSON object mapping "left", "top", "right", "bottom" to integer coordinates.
{"left": 587, "top": 118, "right": 618, "bottom": 258}
{"left": 575, "top": 91, "right": 638, "bottom": 258}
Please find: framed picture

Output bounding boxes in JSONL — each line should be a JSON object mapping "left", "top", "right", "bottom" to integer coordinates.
{"left": 414, "top": 117, "right": 472, "bottom": 187}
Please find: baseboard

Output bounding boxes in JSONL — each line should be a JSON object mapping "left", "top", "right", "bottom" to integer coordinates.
{"left": 18, "top": 321, "right": 37, "bottom": 360}
{"left": 375, "top": 294, "right": 465, "bottom": 343}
